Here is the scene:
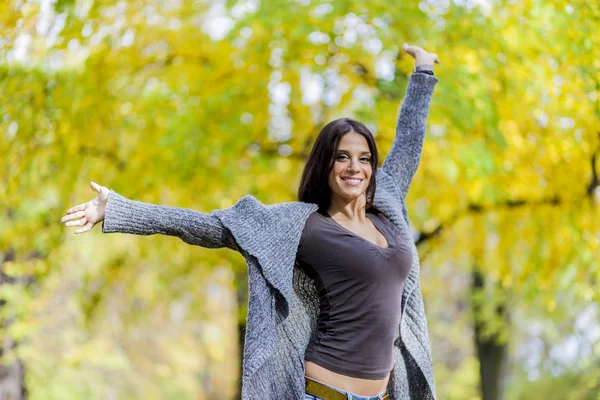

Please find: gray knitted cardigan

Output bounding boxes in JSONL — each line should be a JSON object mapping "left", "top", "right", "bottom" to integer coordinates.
{"left": 102, "top": 72, "right": 439, "bottom": 399}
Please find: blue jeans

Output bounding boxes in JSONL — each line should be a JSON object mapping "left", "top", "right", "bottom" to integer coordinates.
{"left": 304, "top": 376, "right": 387, "bottom": 400}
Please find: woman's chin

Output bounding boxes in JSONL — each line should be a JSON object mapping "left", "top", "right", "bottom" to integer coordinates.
{"left": 335, "top": 188, "right": 364, "bottom": 200}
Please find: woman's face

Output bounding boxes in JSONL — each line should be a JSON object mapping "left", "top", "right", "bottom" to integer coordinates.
{"left": 328, "top": 131, "right": 372, "bottom": 203}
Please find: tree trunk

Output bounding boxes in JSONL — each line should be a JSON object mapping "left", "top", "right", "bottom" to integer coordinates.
{"left": 235, "top": 268, "right": 248, "bottom": 400}
{"left": 0, "top": 360, "right": 26, "bottom": 400}
{"left": 0, "top": 249, "right": 27, "bottom": 399}
{"left": 236, "top": 322, "right": 246, "bottom": 399}
{"left": 471, "top": 267, "right": 509, "bottom": 400}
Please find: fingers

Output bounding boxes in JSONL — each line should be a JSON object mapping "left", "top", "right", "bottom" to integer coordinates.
{"left": 61, "top": 210, "right": 85, "bottom": 223}
{"left": 75, "top": 221, "right": 94, "bottom": 234}
{"left": 402, "top": 43, "right": 418, "bottom": 55}
{"left": 91, "top": 181, "right": 110, "bottom": 201}
{"left": 65, "top": 217, "right": 88, "bottom": 227}
{"left": 65, "top": 203, "right": 86, "bottom": 214}
{"left": 403, "top": 43, "right": 441, "bottom": 64}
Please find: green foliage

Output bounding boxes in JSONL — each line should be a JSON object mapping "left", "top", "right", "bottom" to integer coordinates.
{"left": 508, "top": 363, "right": 600, "bottom": 400}
{"left": 0, "top": 0, "right": 598, "bottom": 398}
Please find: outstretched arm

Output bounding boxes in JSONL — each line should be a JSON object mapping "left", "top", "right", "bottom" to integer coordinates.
{"left": 102, "top": 191, "right": 240, "bottom": 251}
{"left": 61, "top": 182, "right": 240, "bottom": 252}
{"left": 380, "top": 44, "right": 440, "bottom": 201}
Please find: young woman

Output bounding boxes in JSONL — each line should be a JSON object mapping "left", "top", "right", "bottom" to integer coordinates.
{"left": 61, "top": 43, "right": 440, "bottom": 400}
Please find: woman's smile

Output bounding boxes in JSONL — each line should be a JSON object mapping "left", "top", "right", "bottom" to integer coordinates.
{"left": 340, "top": 177, "right": 364, "bottom": 186}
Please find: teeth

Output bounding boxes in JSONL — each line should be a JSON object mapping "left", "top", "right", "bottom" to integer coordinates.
{"left": 343, "top": 178, "right": 361, "bottom": 183}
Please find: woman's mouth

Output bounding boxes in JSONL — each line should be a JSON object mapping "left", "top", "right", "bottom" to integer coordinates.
{"left": 341, "top": 177, "right": 363, "bottom": 186}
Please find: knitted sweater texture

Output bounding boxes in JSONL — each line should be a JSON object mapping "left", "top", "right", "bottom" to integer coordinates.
{"left": 102, "top": 72, "right": 439, "bottom": 399}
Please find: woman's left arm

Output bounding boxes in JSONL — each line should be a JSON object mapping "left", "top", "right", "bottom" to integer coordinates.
{"left": 380, "top": 44, "right": 440, "bottom": 201}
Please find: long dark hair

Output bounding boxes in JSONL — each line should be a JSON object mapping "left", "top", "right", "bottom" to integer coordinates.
{"left": 297, "top": 117, "right": 379, "bottom": 211}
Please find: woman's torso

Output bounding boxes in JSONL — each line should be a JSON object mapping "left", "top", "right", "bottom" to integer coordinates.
{"left": 296, "top": 207, "right": 413, "bottom": 395}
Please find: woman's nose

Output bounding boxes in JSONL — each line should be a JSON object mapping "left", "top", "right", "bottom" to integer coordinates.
{"left": 349, "top": 159, "right": 361, "bottom": 171}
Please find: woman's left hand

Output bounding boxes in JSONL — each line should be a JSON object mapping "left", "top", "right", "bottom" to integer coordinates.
{"left": 402, "top": 43, "right": 440, "bottom": 67}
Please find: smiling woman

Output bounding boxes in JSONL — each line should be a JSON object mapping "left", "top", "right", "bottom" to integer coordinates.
{"left": 297, "top": 118, "right": 380, "bottom": 215}
{"left": 296, "top": 119, "right": 415, "bottom": 399}
{"left": 292, "top": 44, "right": 439, "bottom": 399}
{"left": 330, "top": 133, "right": 373, "bottom": 195}
{"left": 60, "top": 43, "right": 440, "bottom": 399}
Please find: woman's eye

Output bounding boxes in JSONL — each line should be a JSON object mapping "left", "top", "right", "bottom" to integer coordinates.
{"left": 336, "top": 155, "right": 370, "bottom": 162}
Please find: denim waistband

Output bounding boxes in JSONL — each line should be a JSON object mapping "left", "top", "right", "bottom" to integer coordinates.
{"left": 304, "top": 375, "right": 387, "bottom": 400}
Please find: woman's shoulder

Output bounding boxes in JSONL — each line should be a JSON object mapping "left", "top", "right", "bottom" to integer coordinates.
{"left": 368, "top": 207, "right": 395, "bottom": 227}
{"left": 367, "top": 206, "right": 385, "bottom": 218}
{"left": 266, "top": 199, "right": 319, "bottom": 212}
{"left": 304, "top": 209, "right": 328, "bottom": 229}
{"left": 298, "top": 209, "right": 327, "bottom": 247}
{"left": 218, "top": 195, "right": 318, "bottom": 221}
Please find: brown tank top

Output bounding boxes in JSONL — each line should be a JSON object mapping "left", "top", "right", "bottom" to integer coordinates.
{"left": 296, "top": 207, "right": 413, "bottom": 379}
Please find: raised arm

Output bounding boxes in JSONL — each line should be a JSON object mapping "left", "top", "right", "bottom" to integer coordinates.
{"left": 380, "top": 44, "right": 440, "bottom": 201}
{"left": 61, "top": 182, "right": 240, "bottom": 252}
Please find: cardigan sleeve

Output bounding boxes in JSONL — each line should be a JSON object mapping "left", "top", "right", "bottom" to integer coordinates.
{"left": 380, "top": 72, "right": 439, "bottom": 202}
{"left": 101, "top": 190, "right": 241, "bottom": 252}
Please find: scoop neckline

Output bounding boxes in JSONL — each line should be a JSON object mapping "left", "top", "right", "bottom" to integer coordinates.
{"left": 322, "top": 210, "right": 395, "bottom": 252}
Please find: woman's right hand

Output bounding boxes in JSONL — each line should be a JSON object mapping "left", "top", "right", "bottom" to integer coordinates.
{"left": 61, "top": 181, "right": 110, "bottom": 234}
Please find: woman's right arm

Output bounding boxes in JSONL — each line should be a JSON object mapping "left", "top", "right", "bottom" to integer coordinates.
{"left": 61, "top": 182, "right": 241, "bottom": 252}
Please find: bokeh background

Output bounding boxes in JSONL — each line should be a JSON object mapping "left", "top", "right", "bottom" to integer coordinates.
{"left": 1, "top": 0, "right": 599, "bottom": 399}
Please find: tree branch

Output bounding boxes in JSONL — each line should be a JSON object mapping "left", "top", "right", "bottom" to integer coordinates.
{"left": 586, "top": 133, "right": 600, "bottom": 197}
{"left": 415, "top": 195, "right": 564, "bottom": 247}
